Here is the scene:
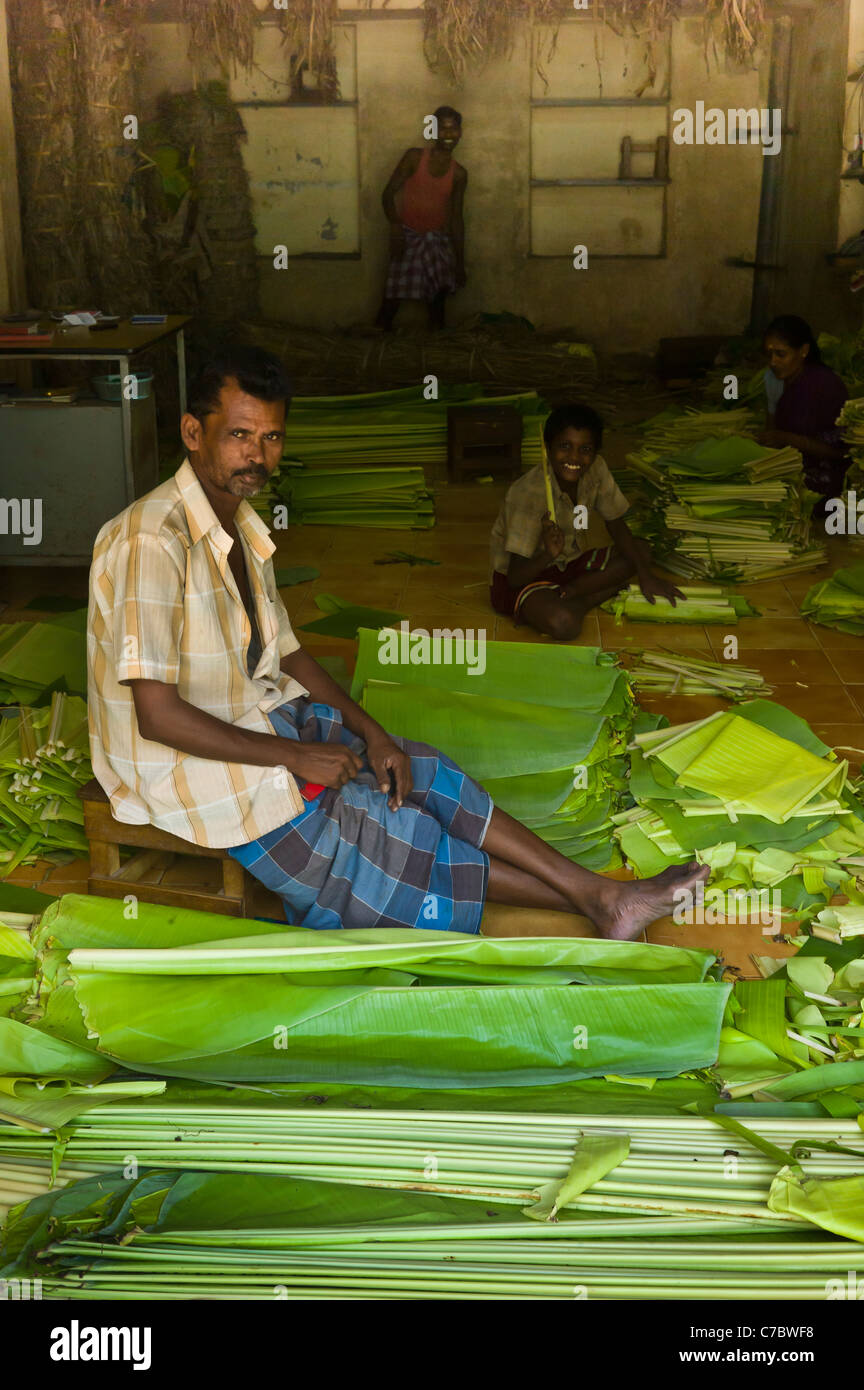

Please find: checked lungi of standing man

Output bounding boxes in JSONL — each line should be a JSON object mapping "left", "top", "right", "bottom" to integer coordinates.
{"left": 87, "top": 345, "right": 707, "bottom": 941}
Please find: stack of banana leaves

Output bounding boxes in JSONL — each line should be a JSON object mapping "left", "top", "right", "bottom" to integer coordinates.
{"left": 1, "top": 895, "right": 864, "bottom": 1297}
{"left": 800, "top": 565, "right": 864, "bottom": 637}
{"left": 837, "top": 396, "right": 864, "bottom": 489}
{"left": 0, "top": 694, "right": 91, "bottom": 878}
{"left": 352, "top": 630, "right": 637, "bottom": 871}
{"left": 614, "top": 701, "right": 864, "bottom": 927}
{"left": 249, "top": 385, "right": 548, "bottom": 520}
{"left": 0, "top": 610, "right": 87, "bottom": 706}
{"left": 273, "top": 465, "right": 435, "bottom": 530}
{"left": 621, "top": 421, "right": 825, "bottom": 582}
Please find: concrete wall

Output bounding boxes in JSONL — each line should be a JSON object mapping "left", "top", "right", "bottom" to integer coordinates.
{"left": 770, "top": 0, "right": 853, "bottom": 334}
{"left": 25, "top": 2, "right": 855, "bottom": 352}
{"left": 238, "top": 13, "right": 771, "bottom": 350}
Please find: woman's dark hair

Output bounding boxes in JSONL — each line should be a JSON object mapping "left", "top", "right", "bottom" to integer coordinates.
{"left": 764, "top": 315, "right": 822, "bottom": 366}
{"left": 434, "top": 105, "right": 462, "bottom": 126}
{"left": 543, "top": 403, "right": 604, "bottom": 451}
{"left": 187, "top": 346, "right": 293, "bottom": 422}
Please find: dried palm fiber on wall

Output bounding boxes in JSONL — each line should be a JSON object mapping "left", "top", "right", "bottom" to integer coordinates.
{"left": 423, "top": 0, "right": 764, "bottom": 83}
{"left": 162, "top": 82, "right": 259, "bottom": 325}
{"left": 241, "top": 319, "right": 682, "bottom": 424}
{"left": 5, "top": 0, "right": 89, "bottom": 309}
{"left": 67, "top": 0, "right": 155, "bottom": 316}
{"left": 707, "top": 0, "right": 766, "bottom": 66}
{"left": 178, "top": 0, "right": 256, "bottom": 75}
{"left": 276, "top": 0, "right": 341, "bottom": 101}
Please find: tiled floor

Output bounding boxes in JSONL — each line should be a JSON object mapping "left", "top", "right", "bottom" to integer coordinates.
{"left": 2, "top": 451, "right": 863, "bottom": 972}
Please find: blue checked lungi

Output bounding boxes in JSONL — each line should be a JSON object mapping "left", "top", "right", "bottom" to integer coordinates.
{"left": 228, "top": 699, "right": 493, "bottom": 933}
{"left": 384, "top": 227, "right": 457, "bottom": 302}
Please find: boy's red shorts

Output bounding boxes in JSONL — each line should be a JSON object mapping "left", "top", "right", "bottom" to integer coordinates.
{"left": 489, "top": 547, "right": 612, "bottom": 621}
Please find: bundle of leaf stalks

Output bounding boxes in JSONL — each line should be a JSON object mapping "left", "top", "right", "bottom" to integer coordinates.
{"left": 623, "top": 650, "right": 772, "bottom": 701}
{"left": 602, "top": 584, "right": 758, "bottom": 626}
{"left": 6, "top": 1120, "right": 864, "bottom": 1298}
{"left": 0, "top": 695, "right": 91, "bottom": 877}
{"left": 274, "top": 466, "right": 435, "bottom": 530}
{"left": 622, "top": 425, "right": 825, "bottom": 583}
{"left": 616, "top": 702, "right": 864, "bottom": 926}
{"left": 247, "top": 386, "right": 548, "bottom": 508}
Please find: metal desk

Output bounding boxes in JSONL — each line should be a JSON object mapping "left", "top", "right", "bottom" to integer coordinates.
{"left": 0, "top": 315, "right": 190, "bottom": 505}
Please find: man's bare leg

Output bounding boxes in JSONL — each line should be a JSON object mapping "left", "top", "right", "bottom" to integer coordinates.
{"left": 486, "top": 855, "right": 574, "bottom": 910}
{"left": 483, "top": 806, "right": 709, "bottom": 941}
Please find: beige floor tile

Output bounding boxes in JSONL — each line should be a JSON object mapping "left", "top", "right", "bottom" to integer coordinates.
{"left": 810, "top": 623, "right": 864, "bottom": 650}
{"left": 708, "top": 618, "right": 820, "bottom": 653}
{"left": 768, "top": 684, "right": 862, "bottom": 722}
{"left": 751, "top": 650, "right": 844, "bottom": 685}
{"left": 635, "top": 694, "right": 729, "bottom": 723}
{"left": 739, "top": 582, "right": 802, "bottom": 617}
{"left": 827, "top": 650, "right": 864, "bottom": 684}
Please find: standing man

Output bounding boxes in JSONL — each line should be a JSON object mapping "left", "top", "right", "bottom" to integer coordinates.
{"left": 377, "top": 105, "right": 467, "bottom": 331}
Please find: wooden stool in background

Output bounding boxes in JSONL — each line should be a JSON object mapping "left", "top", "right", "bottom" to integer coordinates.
{"left": 447, "top": 405, "right": 523, "bottom": 483}
{"left": 78, "top": 777, "right": 258, "bottom": 917}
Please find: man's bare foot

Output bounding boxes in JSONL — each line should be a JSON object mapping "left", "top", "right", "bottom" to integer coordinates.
{"left": 591, "top": 862, "right": 711, "bottom": 941}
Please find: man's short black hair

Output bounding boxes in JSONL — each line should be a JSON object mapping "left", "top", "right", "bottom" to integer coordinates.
{"left": 543, "top": 403, "right": 603, "bottom": 451}
{"left": 186, "top": 345, "right": 293, "bottom": 422}
{"left": 434, "top": 105, "right": 462, "bottom": 126}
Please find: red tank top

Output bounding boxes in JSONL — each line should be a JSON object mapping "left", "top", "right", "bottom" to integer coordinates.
{"left": 399, "top": 148, "right": 455, "bottom": 233}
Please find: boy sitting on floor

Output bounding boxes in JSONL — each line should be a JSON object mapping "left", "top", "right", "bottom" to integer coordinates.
{"left": 490, "top": 404, "right": 682, "bottom": 640}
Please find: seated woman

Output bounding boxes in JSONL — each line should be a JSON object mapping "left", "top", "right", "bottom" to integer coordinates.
{"left": 759, "top": 315, "right": 849, "bottom": 515}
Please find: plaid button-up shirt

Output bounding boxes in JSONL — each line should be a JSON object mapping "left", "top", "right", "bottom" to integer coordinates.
{"left": 490, "top": 458, "right": 629, "bottom": 577}
{"left": 88, "top": 460, "right": 308, "bottom": 848}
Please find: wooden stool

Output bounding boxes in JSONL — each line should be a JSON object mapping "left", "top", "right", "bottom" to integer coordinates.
{"left": 78, "top": 777, "right": 259, "bottom": 917}
{"left": 447, "top": 405, "right": 523, "bottom": 483}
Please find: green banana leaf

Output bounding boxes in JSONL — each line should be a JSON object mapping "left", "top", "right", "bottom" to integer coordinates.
{"left": 351, "top": 629, "right": 624, "bottom": 708}
{"left": 768, "top": 1165, "right": 864, "bottom": 1242}
{"left": 32, "top": 893, "right": 294, "bottom": 952}
{"left": 65, "top": 970, "right": 731, "bottom": 1087}
{"left": 67, "top": 928, "right": 715, "bottom": 985}
{"left": 362, "top": 683, "right": 609, "bottom": 780}
{"left": 274, "top": 566, "right": 320, "bottom": 587}
{"left": 0, "top": 1016, "right": 112, "bottom": 1085}
{"left": 299, "top": 593, "right": 407, "bottom": 640}
{"left": 524, "top": 1131, "right": 630, "bottom": 1221}
{"left": 648, "top": 712, "right": 845, "bottom": 823}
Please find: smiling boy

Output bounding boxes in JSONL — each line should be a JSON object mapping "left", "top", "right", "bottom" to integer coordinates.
{"left": 490, "top": 404, "right": 682, "bottom": 639}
